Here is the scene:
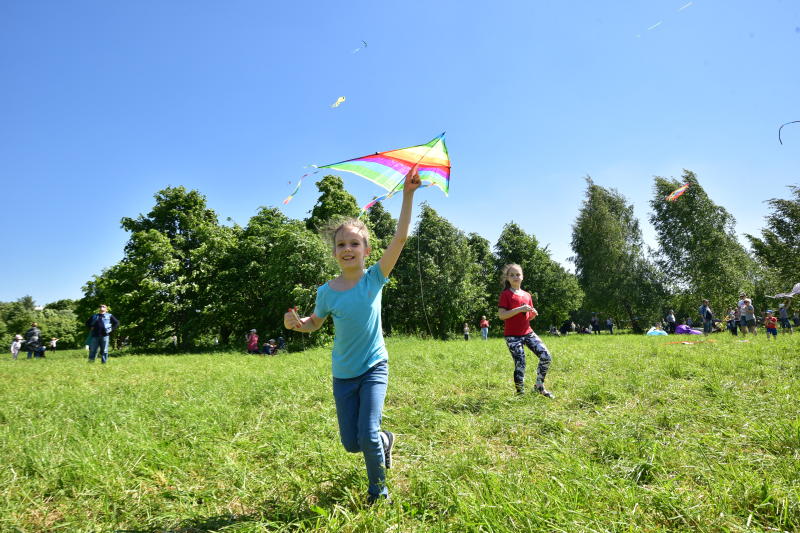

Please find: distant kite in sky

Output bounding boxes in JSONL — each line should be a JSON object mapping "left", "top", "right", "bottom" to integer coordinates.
{"left": 778, "top": 120, "right": 800, "bottom": 144}
{"left": 767, "top": 283, "right": 800, "bottom": 299}
{"left": 318, "top": 132, "right": 450, "bottom": 212}
{"left": 352, "top": 40, "right": 368, "bottom": 53}
{"left": 666, "top": 183, "right": 689, "bottom": 201}
{"left": 331, "top": 96, "right": 346, "bottom": 108}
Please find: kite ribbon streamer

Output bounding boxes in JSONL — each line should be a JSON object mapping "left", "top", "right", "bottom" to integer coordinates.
{"left": 666, "top": 183, "right": 689, "bottom": 201}
{"left": 282, "top": 168, "right": 318, "bottom": 205}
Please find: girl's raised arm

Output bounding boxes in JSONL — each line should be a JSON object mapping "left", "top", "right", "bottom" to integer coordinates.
{"left": 378, "top": 166, "right": 421, "bottom": 278}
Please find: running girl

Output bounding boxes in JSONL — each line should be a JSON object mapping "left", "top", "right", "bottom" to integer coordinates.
{"left": 284, "top": 166, "right": 421, "bottom": 504}
{"left": 497, "top": 263, "right": 554, "bottom": 398}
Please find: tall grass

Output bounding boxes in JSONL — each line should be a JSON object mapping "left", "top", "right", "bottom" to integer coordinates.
{"left": 1, "top": 333, "right": 798, "bottom": 531}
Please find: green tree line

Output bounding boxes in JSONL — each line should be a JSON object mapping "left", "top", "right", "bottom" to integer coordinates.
{"left": 2, "top": 173, "right": 796, "bottom": 349}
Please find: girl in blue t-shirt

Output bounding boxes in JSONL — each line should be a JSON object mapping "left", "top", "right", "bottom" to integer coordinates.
{"left": 284, "top": 166, "right": 421, "bottom": 504}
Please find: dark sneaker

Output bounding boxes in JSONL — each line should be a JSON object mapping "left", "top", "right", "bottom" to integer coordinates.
{"left": 381, "top": 430, "right": 395, "bottom": 469}
{"left": 535, "top": 384, "right": 554, "bottom": 399}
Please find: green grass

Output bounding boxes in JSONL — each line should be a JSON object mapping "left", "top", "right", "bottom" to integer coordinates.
{"left": 1, "top": 333, "right": 799, "bottom": 532}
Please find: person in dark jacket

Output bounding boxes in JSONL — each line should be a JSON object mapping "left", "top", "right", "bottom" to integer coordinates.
{"left": 85, "top": 304, "right": 120, "bottom": 363}
{"left": 24, "top": 322, "right": 45, "bottom": 359}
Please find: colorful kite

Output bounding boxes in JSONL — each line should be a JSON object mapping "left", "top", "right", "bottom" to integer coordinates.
{"left": 318, "top": 132, "right": 450, "bottom": 212}
{"left": 767, "top": 282, "right": 800, "bottom": 299}
{"left": 666, "top": 183, "right": 689, "bottom": 201}
{"left": 331, "top": 96, "right": 346, "bottom": 108}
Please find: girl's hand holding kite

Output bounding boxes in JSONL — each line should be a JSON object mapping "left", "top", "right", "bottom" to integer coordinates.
{"left": 284, "top": 307, "right": 325, "bottom": 333}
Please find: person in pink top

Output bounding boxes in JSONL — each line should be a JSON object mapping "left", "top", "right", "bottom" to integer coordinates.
{"left": 246, "top": 329, "right": 260, "bottom": 354}
{"left": 497, "top": 263, "right": 554, "bottom": 398}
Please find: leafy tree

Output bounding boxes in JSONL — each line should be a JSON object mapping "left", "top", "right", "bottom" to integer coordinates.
{"left": 365, "top": 201, "right": 396, "bottom": 250}
{"left": 496, "top": 222, "right": 583, "bottom": 330}
{"left": 649, "top": 171, "right": 756, "bottom": 312}
{"left": 79, "top": 186, "right": 234, "bottom": 348}
{"left": 387, "top": 204, "right": 486, "bottom": 339}
{"left": 305, "top": 175, "right": 361, "bottom": 233}
{"left": 571, "top": 179, "right": 665, "bottom": 331}
{"left": 746, "top": 185, "right": 800, "bottom": 290}
{"left": 44, "top": 299, "right": 76, "bottom": 311}
{"left": 466, "top": 232, "right": 497, "bottom": 326}
{"left": 214, "top": 207, "right": 335, "bottom": 349}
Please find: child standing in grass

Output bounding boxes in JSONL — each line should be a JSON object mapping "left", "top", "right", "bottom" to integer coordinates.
{"left": 764, "top": 310, "right": 778, "bottom": 339}
{"left": 10, "top": 334, "right": 23, "bottom": 360}
{"left": 497, "top": 264, "right": 554, "bottom": 398}
{"left": 284, "top": 166, "right": 420, "bottom": 504}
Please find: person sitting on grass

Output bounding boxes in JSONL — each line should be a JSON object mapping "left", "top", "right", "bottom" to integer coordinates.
{"left": 497, "top": 263, "right": 554, "bottom": 398}
{"left": 283, "top": 165, "right": 421, "bottom": 505}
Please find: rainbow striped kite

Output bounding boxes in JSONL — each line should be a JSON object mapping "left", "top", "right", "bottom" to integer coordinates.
{"left": 318, "top": 133, "right": 450, "bottom": 211}
{"left": 666, "top": 183, "right": 689, "bottom": 201}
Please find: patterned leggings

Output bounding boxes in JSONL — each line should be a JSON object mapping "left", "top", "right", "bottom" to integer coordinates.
{"left": 505, "top": 332, "right": 552, "bottom": 392}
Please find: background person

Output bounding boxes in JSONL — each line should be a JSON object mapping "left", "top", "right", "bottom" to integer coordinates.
{"left": 246, "top": 329, "right": 259, "bottom": 354}
{"left": 24, "top": 322, "right": 43, "bottom": 359}
{"left": 10, "top": 334, "right": 23, "bottom": 360}
{"left": 479, "top": 316, "right": 490, "bottom": 340}
{"left": 86, "top": 304, "right": 120, "bottom": 363}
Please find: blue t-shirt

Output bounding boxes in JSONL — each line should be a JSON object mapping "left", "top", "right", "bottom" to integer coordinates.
{"left": 314, "top": 263, "right": 389, "bottom": 379}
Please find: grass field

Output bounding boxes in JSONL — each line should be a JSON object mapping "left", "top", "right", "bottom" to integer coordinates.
{"left": 1, "top": 333, "right": 799, "bottom": 532}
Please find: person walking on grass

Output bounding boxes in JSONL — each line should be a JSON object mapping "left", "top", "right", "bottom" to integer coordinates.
{"left": 480, "top": 316, "right": 490, "bottom": 340}
{"left": 463, "top": 323, "right": 470, "bottom": 341}
{"left": 86, "top": 304, "right": 119, "bottom": 363}
{"left": 283, "top": 165, "right": 420, "bottom": 505}
{"left": 10, "top": 334, "right": 23, "bottom": 360}
{"left": 497, "top": 263, "right": 554, "bottom": 398}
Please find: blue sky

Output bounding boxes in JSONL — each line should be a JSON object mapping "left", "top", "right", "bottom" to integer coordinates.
{"left": 1, "top": 0, "right": 798, "bottom": 304}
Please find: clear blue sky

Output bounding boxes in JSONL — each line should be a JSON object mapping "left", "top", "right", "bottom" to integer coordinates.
{"left": 1, "top": 0, "right": 798, "bottom": 304}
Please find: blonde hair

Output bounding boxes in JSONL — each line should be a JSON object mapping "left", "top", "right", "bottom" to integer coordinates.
{"left": 500, "top": 263, "right": 523, "bottom": 290}
{"left": 323, "top": 217, "right": 371, "bottom": 252}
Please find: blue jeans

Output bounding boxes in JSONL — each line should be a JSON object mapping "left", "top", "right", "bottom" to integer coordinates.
{"left": 88, "top": 335, "right": 110, "bottom": 363}
{"left": 481, "top": 327, "right": 488, "bottom": 340}
{"left": 703, "top": 319, "right": 713, "bottom": 334}
{"left": 332, "top": 360, "right": 388, "bottom": 499}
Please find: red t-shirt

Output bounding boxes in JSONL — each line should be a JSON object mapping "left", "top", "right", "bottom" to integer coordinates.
{"left": 479, "top": 319, "right": 489, "bottom": 328}
{"left": 498, "top": 289, "right": 534, "bottom": 336}
{"left": 765, "top": 316, "right": 778, "bottom": 329}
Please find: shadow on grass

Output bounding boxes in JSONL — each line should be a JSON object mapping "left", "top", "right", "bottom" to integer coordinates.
{"left": 117, "top": 471, "right": 365, "bottom": 533}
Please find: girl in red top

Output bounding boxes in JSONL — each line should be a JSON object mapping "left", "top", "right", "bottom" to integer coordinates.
{"left": 497, "top": 263, "right": 554, "bottom": 397}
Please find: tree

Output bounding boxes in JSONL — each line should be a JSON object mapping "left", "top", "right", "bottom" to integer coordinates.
{"left": 44, "top": 299, "right": 76, "bottom": 311}
{"left": 305, "top": 175, "right": 361, "bottom": 234}
{"left": 649, "top": 171, "right": 756, "bottom": 312}
{"left": 387, "top": 204, "right": 485, "bottom": 339}
{"left": 79, "top": 186, "right": 234, "bottom": 347}
{"left": 746, "top": 185, "right": 800, "bottom": 290}
{"left": 214, "top": 207, "right": 336, "bottom": 348}
{"left": 466, "top": 232, "right": 496, "bottom": 324}
{"left": 497, "top": 222, "right": 583, "bottom": 330}
{"left": 570, "top": 179, "right": 665, "bottom": 331}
